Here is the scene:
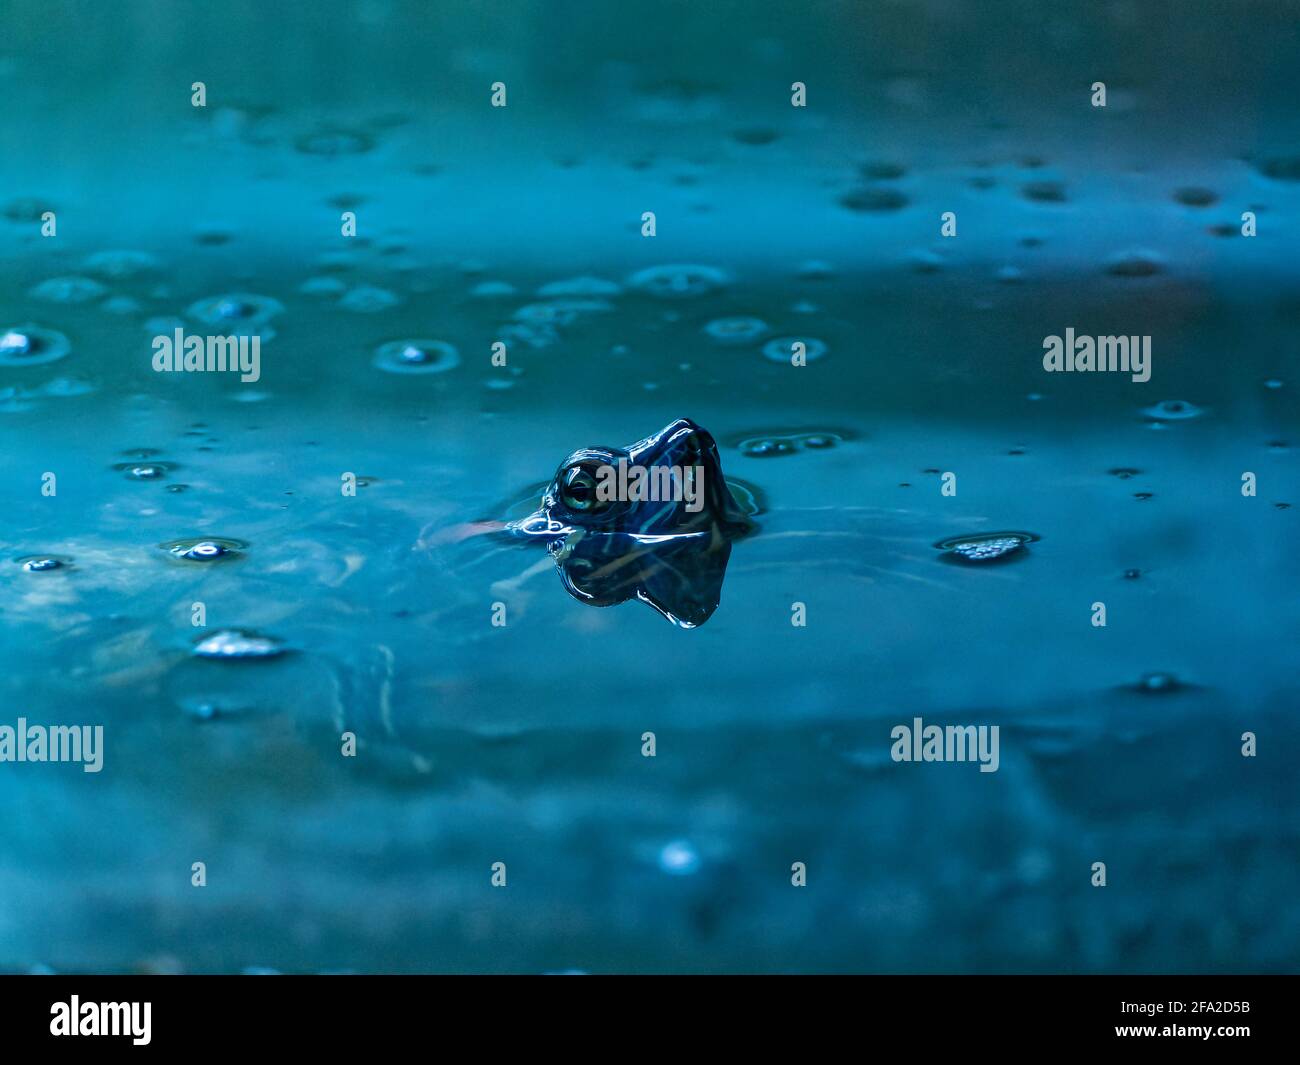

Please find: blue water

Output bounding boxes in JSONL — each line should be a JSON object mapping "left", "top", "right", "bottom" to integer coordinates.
{"left": 1, "top": 0, "right": 1298, "bottom": 973}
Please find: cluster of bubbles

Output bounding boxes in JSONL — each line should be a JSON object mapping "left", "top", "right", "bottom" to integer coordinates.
{"left": 935, "top": 532, "right": 1039, "bottom": 563}
{"left": 193, "top": 629, "right": 286, "bottom": 660}
{"left": 737, "top": 430, "right": 844, "bottom": 458}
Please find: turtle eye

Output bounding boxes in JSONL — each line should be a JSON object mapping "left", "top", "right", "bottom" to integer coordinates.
{"left": 560, "top": 465, "right": 603, "bottom": 512}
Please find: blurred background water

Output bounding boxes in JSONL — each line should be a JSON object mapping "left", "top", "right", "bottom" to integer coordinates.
{"left": 1, "top": 0, "right": 1298, "bottom": 972}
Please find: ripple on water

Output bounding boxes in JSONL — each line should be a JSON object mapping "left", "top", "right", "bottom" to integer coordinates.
{"left": 536, "top": 276, "right": 623, "bottom": 298}
{"left": 299, "top": 276, "right": 347, "bottom": 296}
{"left": 859, "top": 161, "right": 907, "bottom": 180}
{"left": 1105, "top": 250, "right": 1164, "bottom": 277}
{"left": 0, "top": 325, "right": 71, "bottom": 367}
{"left": 188, "top": 293, "right": 284, "bottom": 329}
{"left": 114, "top": 460, "right": 178, "bottom": 480}
{"left": 838, "top": 187, "right": 908, "bottom": 212}
{"left": 513, "top": 299, "right": 613, "bottom": 325}
{"left": 294, "top": 128, "right": 375, "bottom": 156}
{"left": 17, "top": 554, "right": 72, "bottom": 572}
{"left": 1132, "top": 671, "right": 1184, "bottom": 694}
{"left": 339, "top": 285, "right": 402, "bottom": 313}
{"left": 372, "top": 339, "right": 461, "bottom": 375}
{"left": 761, "top": 336, "right": 828, "bottom": 363}
{"left": 1173, "top": 187, "right": 1217, "bottom": 207}
{"left": 82, "top": 250, "right": 160, "bottom": 278}
{"left": 28, "top": 276, "right": 107, "bottom": 303}
{"left": 1254, "top": 157, "right": 1300, "bottom": 182}
{"left": 703, "top": 316, "right": 770, "bottom": 345}
{"left": 1142, "top": 399, "right": 1204, "bottom": 421}
{"left": 3, "top": 197, "right": 50, "bottom": 223}
{"left": 626, "top": 264, "right": 730, "bottom": 298}
{"left": 1021, "top": 181, "right": 1067, "bottom": 203}
{"left": 193, "top": 629, "right": 287, "bottom": 660}
{"left": 935, "top": 532, "right": 1039, "bottom": 563}
{"left": 161, "top": 537, "right": 247, "bottom": 562}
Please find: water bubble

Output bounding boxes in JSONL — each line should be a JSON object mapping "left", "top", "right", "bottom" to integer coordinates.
{"left": 1021, "top": 181, "right": 1067, "bottom": 203}
{"left": 909, "top": 249, "right": 945, "bottom": 273}
{"left": 372, "top": 339, "right": 460, "bottom": 375}
{"left": 82, "top": 249, "right": 159, "bottom": 278}
{"left": 859, "top": 160, "right": 906, "bottom": 179}
{"left": 193, "top": 629, "right": 287, "bottom": 660}
{"left": 513, "top": 299, "right": 613, "bottom": 325}
{"left": 188, "top": 293, "right": 284, "bottom": 328}
{"left": 114, "top": 460, "right": 177, "bottom": 480}
{"left": 194, "top": 229, "right": 232, "bottom": 246}
{"left": 18, "top": 555, "right": 70, "bottom": 572}
{"left": 298, "top": 276, "right": 347, "bottom": 295}
{"left": 0, "top": 325, "right": 71, "bottom": 367}
{"left": 162, "top": 537, "right": 246, "bottom": 562}
{"left": 1142, "top": 399, "right": 1203, "bottom": 421}
{"left": 935, "top": 532, "right": 1038, "bottom": 563}
{"left": 1134, "top": 671, "right": 1181, "bottom": 694}
{"left": 3, "top": 197, "right": 49, "bottom": 222}
{"left": 732, "top": 127, "right": 779, "bottom": 146}
{"left": 1173, "top": 187, "right": 1217, "bottom": 207}
{"left": 738, "top": 430, "right": 844, "bottom": 457}
{"left": 742, "top": 438, "right": 798, "bottom": 458}
{"left": 761, "top": 336, "right": 828, "bottom": 363}
{"left": 703, "top": 316, "right": 769, "bottom": 345}
{"left": 1254, "top": 157, "right": 1300, "bottom": 181}
{"left": 339, "top": 285, "right": 402, "bottom": 313}
{"left": 536, "top": 276, "right": 622, "bottom": 298}
{"left": 39, "top": 377, "right": 94, "bottom": 398}
{"left": 796, "top": 260, "right": 835, "bottom": 280}
{"left": 143, "top": 316, "right": 186, "bottom": 334}
{"left": 180, "top": 699, "right": 220, "bottom": 721}
{"left": 626, "top": 264, "right": 730, "bottom": 298}
{"left": 101, "top": 296, "right": 142, "bottom": 315}
{"left": 839, "top": 187, "right": 908, "bottom": 212}
{"left": 28, "top": 276, "right": 107, "bottom": 303}
{"left": 499, "top": 322, "right": 559, "bottom": 350}
{"left": 294, "top": 128, "right": 375, "bottom": 156}
{"left": 470, "top": 280, "right": 516, "bottom": 298}
{"left": 658, "top": 840, "right": 701, "bottom": 876}
{"left": 1106, "top": 251, "right": 1164, "bottom": 278}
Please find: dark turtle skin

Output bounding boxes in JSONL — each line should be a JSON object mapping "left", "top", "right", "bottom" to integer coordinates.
{"left": 509, "top": 418, "right": 755, "bottom": 627}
